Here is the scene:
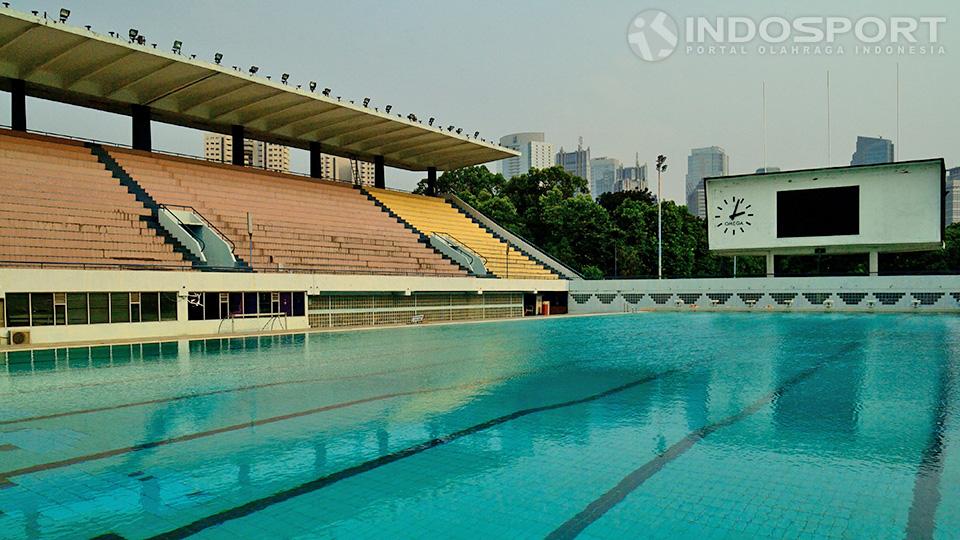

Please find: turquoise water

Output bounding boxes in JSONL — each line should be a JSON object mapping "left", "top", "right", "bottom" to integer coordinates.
{"left": 0, "top": 313, "right": 957, "bottom": 539}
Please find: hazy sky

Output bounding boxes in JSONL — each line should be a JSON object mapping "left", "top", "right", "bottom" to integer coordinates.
{"left": 5, "top": 0, "right": 958, "bottom": 201}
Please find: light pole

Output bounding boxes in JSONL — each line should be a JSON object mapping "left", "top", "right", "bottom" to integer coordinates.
{"left": 655, "top": 155, "right": 667, "bottom": 280}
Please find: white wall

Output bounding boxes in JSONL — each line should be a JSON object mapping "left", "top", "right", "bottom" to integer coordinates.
{"left": 706, "top": 160, "right": 943, "bottom": 255}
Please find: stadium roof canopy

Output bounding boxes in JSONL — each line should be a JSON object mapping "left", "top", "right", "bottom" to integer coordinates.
{"left": 0, "top": 9, "right": 518, "bottom": 171}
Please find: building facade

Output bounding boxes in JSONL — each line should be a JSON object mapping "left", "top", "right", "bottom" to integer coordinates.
{"left": 946, "top": 167, "right": 960, "bottom": 226}
{"left": 619, "top": 162, "right": 648, "bottom": 192}
{"left": 499, "top": 132, "right": 555, "bottom": 178}
{"left": 556, "top": 146, "right": 591, "bottom": 186}
{"left": 686, "top": 146, "right": 728, "bottom": 218}
{"left": 590, "top": 157, "right": 622, "bottom": 198}
{"left": 850, "top": 136, "right": 894, "bottom": 166}
{"left": 203, "top": 133, "right": 290, "bottom": 173}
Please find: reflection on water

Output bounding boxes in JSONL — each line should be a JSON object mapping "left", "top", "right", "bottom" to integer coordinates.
{"left": 0, "top": 314, "right": 957, "bottom": 539}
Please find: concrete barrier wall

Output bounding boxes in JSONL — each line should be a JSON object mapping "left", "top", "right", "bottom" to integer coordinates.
{"left": 568, "top": 275, "right": 960, "bottom": 313}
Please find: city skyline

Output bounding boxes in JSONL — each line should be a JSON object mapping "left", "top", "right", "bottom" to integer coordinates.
{"left": 2, "top": 0, "right": 957, "bottom": 203}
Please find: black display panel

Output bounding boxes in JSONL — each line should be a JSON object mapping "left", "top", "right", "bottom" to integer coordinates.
{"left": 777, "top": 186, "right": 859, "bottom": 238}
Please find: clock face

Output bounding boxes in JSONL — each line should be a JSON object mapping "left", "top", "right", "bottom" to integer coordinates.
{"left": 714, "top": 196, "right": 754, "bottom": 236}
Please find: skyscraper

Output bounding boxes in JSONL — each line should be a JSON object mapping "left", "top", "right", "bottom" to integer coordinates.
{"left": 499, "top": 132, "right": 555, "bottom": 178}
{"left": 619, "top": 154, "right": 648, "bottom": 192}
{"left": 946, "top": 167, "right": 960, "bottom": 226}
{"left": 850, "top": 136, "right": 895, "bottom": 165}
{"left": 556, "top": 145, "right": 591, "bottom": 186}
{"left": 203, "top": 133, "right": 290, "bottom": 173}
{"left": 686, "top": 146, "right": 728, "bottom": 218}
{"left": 590, "top": 157, "right": 622, "bottom": 198}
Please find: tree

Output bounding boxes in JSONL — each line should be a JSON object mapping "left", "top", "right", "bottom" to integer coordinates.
{"left": 413, "top": 165, "right": 505, "bottom": 200}
{"left": 502, "top": 166, "right": 589, "bottom": 245}
{"left": 539, "top": 191, "right": 617, "bottom": 276}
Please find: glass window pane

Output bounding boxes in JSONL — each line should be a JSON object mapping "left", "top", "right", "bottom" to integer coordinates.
{"left": 6, "top": 293, "right": 30, "bottom": 327}
{"left": 31, "top": 294, "right": 54, "bottom": 326}
{"left": 130, "top": 303, "right": 141, "bottom": 323}
{"left": 67, "top": 293, "right": 88, "bottom": 325}
{"left": 141, "top": 293, "right": 159, "bottom": 322}
{"left": 259, "top": 292, "right": 271, "bottom": 315}
{"left": 89, "top": 293, "right": 110, "bottom": 324}
{"left": 204, "top": 292, "right": 220, "bottom": 320}
{"left": 292, "top": 292, "right": 305, "bottom": 317}
{"left": 229, "top": 293, "right": 243, "bottom": 319}
{"left": 110, "top": 293, "right": 130, "bottom": 323}
{"left": 280, "top": 292, "right": 292, "bottom": 316}
{"left": 160, "top": 292, "right": 178, "bottom": 321}
{"left": 55, "top": 304, "right": 67, "bottom": 326}
{"left": 243, "top": 292, "right": 258, "bottom": 315}
{"left": 187, "top": 292, "right": 204, "bottom": 321}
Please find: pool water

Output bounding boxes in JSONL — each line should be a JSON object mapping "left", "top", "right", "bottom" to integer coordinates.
{"left": 0, "top": 313, "right": 958, "bottom": 539}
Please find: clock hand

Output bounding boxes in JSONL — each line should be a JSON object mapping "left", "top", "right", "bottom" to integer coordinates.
{"left": 728, "top": 199, "right": 741, "bottom": 220}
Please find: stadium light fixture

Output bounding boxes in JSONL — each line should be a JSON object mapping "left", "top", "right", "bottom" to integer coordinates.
{"left": 322, "top": 88, "right": 331, "bottom": 96}
{"left": 128, "top": 28, "right": 138, "bottom": 42}
{"left": 172, "top": 40, "right": 182, "bottom": 54}
{"left": 385, "top": 105, "right": 392, "bottom": 113}
{"left": 85, "top": 25, "right": 91, "bottom": 31}
{"left": 108, "top": 31, "right": 115, "bottom": 38}
{"left": 265, "top": 75, "right": 271, "bottom": 80}
{"left": 281, "top": 73, "right": 289, "bottom": 84}
{"left": 447, "top": 125, "right": 454, "bottom": 131}
{"left": 428, "top": 117, "right": 435, "bottom": 126}
{"left": 456, "top": 128, "right": 462, "bottom": 135}
{"left": 214, "top": 53, "right": 223, "bottom": 64}
{"left": 309, "top": 82, "right": 317, "bottom": 92}
{"left": 407, "top": 113, "right": 417, "bottom": 122}
{"left": 58, "top": 8, "right": 69, "bottom": 22}
{"left": 2, "top": 4, "right": 10, "bottom": 9}
{"left": 362, "top": 98, "right": 371, "bottom": 107}
{"left": 136, "top": 35, "right": 146, "bottom": 45}
{"left": 474, "top": 131, "right": 480, "bottom": 138}
{"left": 249, "top": 65, "right": 259, "bottom": 74}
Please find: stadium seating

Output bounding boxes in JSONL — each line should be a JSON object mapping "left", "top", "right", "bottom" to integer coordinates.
{"left": 0, "top": 131, "right": 191, "bottom": 268}
{"left": 107, "top": 148, "right": 467, "bottom": 277}
{"left": 365, "top": 188, "right": 557, "bottom": 280}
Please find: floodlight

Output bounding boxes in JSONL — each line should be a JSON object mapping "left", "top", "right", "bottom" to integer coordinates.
{"left": 136, "top": 35, "right": 146, "bottom": 45}
{"left": 456, "top": 128, "right": 462, "bottom": 135}
{"left": 214, "top": 52, "right": 223, "bottom": 64}
{"left": 249, "top": 65, "right": 259, "bottom": 74}
{"left": 428, "top": 117, "right": 435, "bottom": 126}
{"left": 281, "top": 73, "right": 289, "bottom": 84}
{"left": 322, "top": 88, "right": 331, "bottom": 96}
{"left": 58, "top": 8, "right": 69, "bottom": 22}
{"left": 172, "top": 40, "right": 182, "bottom": 54}
{"left": 362, "top": 97, "right": 370, "bottom": 107}
{"left": 309, "top": 81, "right": 317, "bottom": 91}
{"left": 385, "top": 105, "right": 392, "bottom": 113}
{"left": 474, "top": 131, "right": 479, "bottom": 138}
{"left": 128, "top": 28, "right": 138, "bottom": 41}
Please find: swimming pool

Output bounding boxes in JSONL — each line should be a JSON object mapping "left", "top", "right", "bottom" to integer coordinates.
{"left": 0, "top": 313, "right": 957, "bottom": 539}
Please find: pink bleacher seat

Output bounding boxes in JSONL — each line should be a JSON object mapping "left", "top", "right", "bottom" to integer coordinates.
{"left": 107, "top": 148, "right": 467, "bottom": 277}
{"left": 0, "top": 131, "right": 191, "bottom": 269}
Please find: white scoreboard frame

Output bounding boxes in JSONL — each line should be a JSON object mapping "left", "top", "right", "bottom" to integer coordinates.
{"left": 705, "top": 159, "right": 945, "bottom": 256}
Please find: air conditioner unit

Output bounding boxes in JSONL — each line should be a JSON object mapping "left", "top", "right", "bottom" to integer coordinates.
{"left": 9, "top": 330, "right": 30, "bottom": 346}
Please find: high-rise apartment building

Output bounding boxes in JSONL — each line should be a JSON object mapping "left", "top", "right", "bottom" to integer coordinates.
{"left": 685, "top": 146, "right": 728, "bottom": 218}
{"left": 203, "top": 133, "right": 290, "bottom": 173}
{"left": 499, "top": 132, "right": 555, "bottom": 178}
{"left": 946, "top": 167, "right": 960, "bottom": 226}
{"left": 850, "top": 136, "right": 895, "bottom": 166}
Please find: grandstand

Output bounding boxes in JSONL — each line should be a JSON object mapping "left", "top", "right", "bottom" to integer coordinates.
{"left": 0, "top": 7, "right": 572, "bottom": 347}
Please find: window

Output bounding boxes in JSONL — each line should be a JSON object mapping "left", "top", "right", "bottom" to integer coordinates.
{"left": 130, "top": 292, "right": 142, "bottom": 323}
{"left": 89, "top": 293, "right": 110, "bottom": 324}
{"left": 187, "top": 293, "right": 204, "bottom": 321}
{"left": 160, "top": 292, "right": 178, "bottom": 321}
{"left": 229, "top": 293, "right": 243, "bottom": 318}
{"left": 31, "top": 293, "right": 54, "bottom": 326}
{"left": 141, "top": 292, "right": 159, "bottom": 322}
{"left": 204, "top": 292, "right": 220, "bottom": 320}
{"left": 54, "top": 293, "right": 67, "bottom": 325}
{"left": 243, "top": 292, "right": 258, "bottom": 315}
{"left": 67, "top": 293, "right": 89, "bottom": 325}
{"left": 292, "top": 292, "right": 305, "bottom": 317}
{"left": 6, "top": 293, "right": 29, "bottom": 327}
{"left": 110, "top": 293, "right": 130, "bottom": 323}
{"left": 280, "top": 292, "right": 292, "bottom": 316}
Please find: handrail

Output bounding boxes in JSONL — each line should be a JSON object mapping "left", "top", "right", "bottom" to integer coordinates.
{"left": 157, "top": 204, "right": 205, "bottom": 252}
{"left": 434, "top": 231, "right": 486, "bottom": 266}
{"left": 157, "top": 203, "right": 236, "bottom": 251}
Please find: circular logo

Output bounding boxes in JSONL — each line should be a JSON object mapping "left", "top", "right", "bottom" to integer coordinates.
{"left": 627, "top": 10, "right": 679, "bottom": 62}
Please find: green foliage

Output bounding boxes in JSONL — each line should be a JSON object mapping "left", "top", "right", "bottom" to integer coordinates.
{"left": 418, "top": 165, "right": 957, "bottom": 278}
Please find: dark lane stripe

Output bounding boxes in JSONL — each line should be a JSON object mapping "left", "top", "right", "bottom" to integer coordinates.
{"left": 145, "top": 368, "right": 679, "bottom": 540}
{"left": 0, "top": 376, "right": 508, "bottom": 484}
{"left": 0, "top": 358, "right": 454, "bottom": 426}
{"left": 547, "top": 347, "right": 855, "bottom": 540}
{"left": 904, "top": 354, "right": 956, "bottom": 540}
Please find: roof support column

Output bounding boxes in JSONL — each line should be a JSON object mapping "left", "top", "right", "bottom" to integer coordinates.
{"left": 11, "top": 79, "right": 26, "bottom": 132}
{"left": 131, "top": 105, "right": 152, "bottom": 151}
{"left": 766, "top": 252, "right": 775, "bottom": 278}
{"left": 231, "top": 125, "right": 244, "bottom": 166}
{"left": 374, "top": 155, "right": 385, "bottom": 189}
{"left": 426, "top": 167, "right": 437, "bottom": 196}
{"left": 309, "top": 141, "right": 323, "bottom": 179}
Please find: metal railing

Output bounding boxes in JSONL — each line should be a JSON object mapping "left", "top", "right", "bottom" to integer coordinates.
{"left": 157, "top": 203, "right": 237, "bottom": 252}
{"left": 434, "top": 231, "right": 486, "bottom": 268}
